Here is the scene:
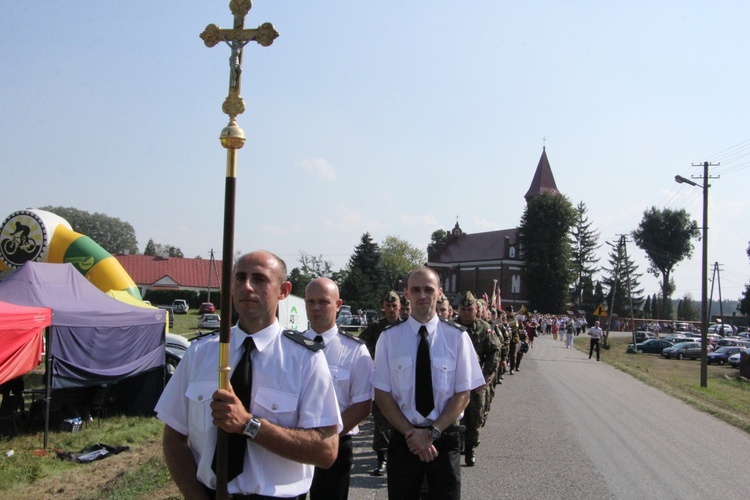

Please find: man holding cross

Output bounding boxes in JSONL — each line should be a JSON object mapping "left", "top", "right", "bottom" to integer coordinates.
{"left": 156, "top": 251, "right": 341, "bottom": 499}
{"left": 372, "top": 266, "right": 484, "bottom": 499}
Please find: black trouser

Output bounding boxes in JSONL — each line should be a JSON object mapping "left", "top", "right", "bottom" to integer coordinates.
{"left": 308, "top": 435, "right": 353, "bottom": 500}
{"left": 509, "top": 342, "right": 518, "bottom": 371}
{"left": 589, "top": 338, "right": 600, "bottom": 360}
{"left": 371, "top": 401, "right": 391, "bottom": 453}
{"left": 386, "top": 426, "right": 461, "bottom": 500}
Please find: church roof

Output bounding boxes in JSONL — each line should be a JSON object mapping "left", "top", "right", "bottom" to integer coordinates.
{"left": 431, "top": 228, "right": 518, "bottom": 264}
{"left": 524, "top": 147, "right": 559, "bottom": 202}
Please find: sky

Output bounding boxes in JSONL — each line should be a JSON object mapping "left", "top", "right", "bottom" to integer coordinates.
{"left": 1, "top": 1, "right": 749, "bottom": 306}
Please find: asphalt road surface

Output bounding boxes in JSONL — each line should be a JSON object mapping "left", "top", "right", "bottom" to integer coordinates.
{"left": 347, "top": 334, "right": 750, "bottom": 499}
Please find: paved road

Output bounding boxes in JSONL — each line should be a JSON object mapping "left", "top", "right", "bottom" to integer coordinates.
{"left": 347, "top": 334, "right": 750, "bottom": 499}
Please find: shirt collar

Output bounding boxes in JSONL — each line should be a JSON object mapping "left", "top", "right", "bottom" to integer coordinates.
{"left": 407, "top": 314, "right": 439, "bottom": 336}
{"left": 304, "top": 325, "right": 338, "bottom": 343}
{"left": 233, "top": 320, "right": 280, "bottom": 353}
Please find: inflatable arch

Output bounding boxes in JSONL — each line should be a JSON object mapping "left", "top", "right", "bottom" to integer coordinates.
{"left": 0, "top": 209, "right": 142, "bottom": 300}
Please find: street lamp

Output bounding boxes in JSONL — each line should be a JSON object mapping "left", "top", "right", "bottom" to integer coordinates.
{"left": 675, "top": 163, "right": 709, "bottom": 388}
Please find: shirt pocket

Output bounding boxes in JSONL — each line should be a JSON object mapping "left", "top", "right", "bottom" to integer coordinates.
{"left": 253, "top": 387, "right": 299, "bottom": 428}
{"left": 185, "top": 381, "right": 216, "bottom": 432}
{"left": 390, "top": 356, "right": 414, "bottom": 396}
{"left": 329, "top": 365, "right": 351, "bottom": 399}
{"left": 432, "top": 356, "right": 455, "bottom": 394}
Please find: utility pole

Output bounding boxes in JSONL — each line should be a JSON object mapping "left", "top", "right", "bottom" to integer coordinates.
{"left": 622, "top": 236, "right": 637, "bottom": 347}
{"left": 677, "top": 161, "right": 719, "bottom": 387}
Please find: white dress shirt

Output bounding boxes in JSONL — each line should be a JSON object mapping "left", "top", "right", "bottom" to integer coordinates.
{"left": 303, "top": 326, "right": 374, "bottom": 435}
{"left": 371, "top": 315, "right": 484, "bottom": 426}
{"left": 155, "top": 321, "right": 342, "bottom": 497}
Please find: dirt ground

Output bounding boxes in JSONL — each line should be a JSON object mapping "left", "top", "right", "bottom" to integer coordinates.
{"left": 13, "top": 438, "right": 181, "bottom": 499}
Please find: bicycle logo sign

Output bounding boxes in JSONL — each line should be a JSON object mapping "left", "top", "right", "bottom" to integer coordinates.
{"left": 0, "top": 210, "right": 47, "bottom": 268}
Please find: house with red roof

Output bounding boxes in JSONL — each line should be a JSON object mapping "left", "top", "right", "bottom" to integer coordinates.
{"left": 114, "top": 254, "right": 222, "bottom": 297}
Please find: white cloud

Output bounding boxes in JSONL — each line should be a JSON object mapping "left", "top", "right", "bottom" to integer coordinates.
{"left": 322, "top": 204, "right": 387, "bottom": 233}
{"left": 399, "top": 213, "right": 440, "bottom": 227}
{"left": 301, "top": 158, "right": 337, "bottom": 181}
{"left": 258, "top": 224, "right": 304, "bottom": 239}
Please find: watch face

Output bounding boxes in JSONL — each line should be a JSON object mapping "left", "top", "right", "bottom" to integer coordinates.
{"left": 430, "top": 427, "right": 441, "bottom": 440}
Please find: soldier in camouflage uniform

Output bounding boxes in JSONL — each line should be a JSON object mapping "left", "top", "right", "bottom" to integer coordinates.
{"left": 456, "top": 292, "right": 499, "bottom": 466}
{"left": 358, "top": 290, "right": 402, "bottom": 476}
{"left": 506, "top": 306, "right": 523, "bottom": 375}
{"left": 436, "top": 293, "right": 453, "bottom": 320}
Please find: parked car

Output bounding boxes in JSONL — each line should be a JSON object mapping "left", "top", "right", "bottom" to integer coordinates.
{"left": 707, "top": 346, "right": 743, "bottom": 365}
{"left": 628, "top": 338, "right": 674, "bottom": 354}
{"left": 663, "top": 334, "right": 693, "bottom": 344}
{"left": 172, "top": 299, "right": 189, "bottom": 314}
{"left": 634, "top": 331, "right": 658, "bottom": 343}
{"left": 198, "top": 313, "right": 221, "bottom": 329}
{"left": 337, "top": 316, "right": 362, "bottom": 331}
{"left": 728, "top": 348, "right": 750, "bottom": 368}
{"left": 662, "top": 342, "right": 702, "bottom": 360}
{"left": 198, "top": 302, "right": 216, "bottom": 314}
{"left": 156, "top": 305, "right": 175, "bottom": 328}
{"left": 708, "top": 324, "right": 734, "bottom": 337}
{"left": 165, "top": 333, "right": 189, "bottom": 378}
{"left": 716, "top": 338, "right": 749, "bottom": 348}
{"left": 364, "top": 309, "right": 379, "bottom": 324}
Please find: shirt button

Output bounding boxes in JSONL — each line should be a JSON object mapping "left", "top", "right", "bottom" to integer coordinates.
{"left": 272, "top": 404, "right": 278, "bottom": 410}
{"left": 334, "top": 374, "right": 339, "bottom": 379}
{"left": 197, "top": 395, "right": 203, "bottom": 401}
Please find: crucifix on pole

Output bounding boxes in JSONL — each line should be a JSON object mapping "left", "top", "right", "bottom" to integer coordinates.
{"left": 200, "top": 2, "right": 278, "bottom": 498}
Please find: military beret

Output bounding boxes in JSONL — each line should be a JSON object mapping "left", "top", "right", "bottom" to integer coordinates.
{"left": 459, "top": 291, "right": 477, "bottom": 307}
{"left": 437, "top": 294, "right": 449, "bottom": 304}
{"left": 383, "top": 290, "right": 400, "bottom": 303}
{"left": 400, "top": 296, "right": 411, "bottom": 307}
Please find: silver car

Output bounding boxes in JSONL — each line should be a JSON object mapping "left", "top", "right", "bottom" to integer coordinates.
{"left": 661, "top": 342, "right": 702, "bottom": 360}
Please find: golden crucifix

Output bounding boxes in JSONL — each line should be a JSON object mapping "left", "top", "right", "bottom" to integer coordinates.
{"left": 200, "top": 2, "right": 278, "bottom": 498}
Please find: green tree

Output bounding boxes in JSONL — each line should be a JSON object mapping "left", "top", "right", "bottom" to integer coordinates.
{"left": 677, "top": 293, "right": 699, "bottom": 321}
{"left": 381, "top": 235, "right": 426, "bottom": 293}
{"left": 600, "top": 238, "right": 645, "bottom": 318}
{"left": 340, "top": 233, "right": 384, "bottom": 309}
{"left": 632, "top": 207, "right": 699, "bottom": 319}
{"left": 143, "top": 238, "right": 183, "bottom": 258}
{"left": 570, "top": 201, "right": 600, "bottom": 308}
{"left": 643, "top": 295, "right": 652, "bottom": 319}
{"left": 287, "top": 252, "right": 334, "bottom": 296}
{"left": 40, "top": 205, "right": 138, "bottom": 255}
{"left": 427, "top": 229, "right": 449, "bottom": 260}
{"left": 519, "top": 192, "right": 577, "bottom": 313}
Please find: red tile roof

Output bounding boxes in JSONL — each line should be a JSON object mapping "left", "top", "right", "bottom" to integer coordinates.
{"left": 114, "top": 254, "right": 223, "bottom": 289}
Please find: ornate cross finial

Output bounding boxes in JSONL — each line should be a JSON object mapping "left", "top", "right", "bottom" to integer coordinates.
{"left": 200, "top": 1, "right": 279, "bottom": 121}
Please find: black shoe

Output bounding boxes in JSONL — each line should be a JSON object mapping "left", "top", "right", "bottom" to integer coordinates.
{"left": 465, "top": 447, "right": 476, "bottom": 466}
{"left": 371, "top": 461, "right": 387, "bottom": 476}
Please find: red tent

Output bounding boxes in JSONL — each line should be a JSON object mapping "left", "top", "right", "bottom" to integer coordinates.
{"left": 0, "top": 300, "right": 51, "bottom": 385}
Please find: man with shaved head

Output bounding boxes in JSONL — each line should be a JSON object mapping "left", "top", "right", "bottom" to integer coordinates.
{"left": 302, "top": 278, "right": 374, "bottom": 500}
{"left": 372, "top": 267, "right": 484, "bottom": 499}
{"left": 157, "top": 251, "right": 342, "bottom": 499}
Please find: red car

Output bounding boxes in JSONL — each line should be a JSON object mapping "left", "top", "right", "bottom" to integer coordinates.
{"left": 198, "top": 302, "right": 216, "bottom": 314}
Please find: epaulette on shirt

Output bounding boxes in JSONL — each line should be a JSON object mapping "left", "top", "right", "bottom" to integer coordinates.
{"left": 283, "top": 329, "right": 324, "bottom": 352}
{"left": 190, "top": 330, "right": 220, "bottom": 344}
{"left": 440, "top": 317, "right": 467, "bottom": 332}
{"left": 338, "top": 329, "right": 366, "bottom": 344}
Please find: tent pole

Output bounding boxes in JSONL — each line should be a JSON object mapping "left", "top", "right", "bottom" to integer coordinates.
{"left": 44, "top": 326, "right": 52, "bottom": 449}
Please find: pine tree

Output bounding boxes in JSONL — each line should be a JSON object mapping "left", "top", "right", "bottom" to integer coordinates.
{"left": 601, "top": 238, "right": 645, "bottom": 318}
{"left": 340, "top": 233, "right": 385, "bottom": 309}
{"left": 570, "top": 201, "right": 601, "bottom": 310}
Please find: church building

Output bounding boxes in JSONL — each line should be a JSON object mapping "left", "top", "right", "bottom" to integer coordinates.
{"left": 427, "top": 148, "right": 560, "bottom": 309}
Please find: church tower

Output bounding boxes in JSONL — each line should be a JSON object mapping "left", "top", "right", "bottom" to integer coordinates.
{"left": 524, "top": 147, "right": 559, "bottom": 203}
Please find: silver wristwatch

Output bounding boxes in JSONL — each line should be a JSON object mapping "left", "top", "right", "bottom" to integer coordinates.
{"left": 428, "top": 425, "right": 441, "bottom": 440}
{"left": 242, "top": 417, "right": 261, "bottom": 439}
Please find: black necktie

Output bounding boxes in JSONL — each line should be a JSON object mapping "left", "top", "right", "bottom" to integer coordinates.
{"left": 213, "top": 336, "right": 255, "bottom": 481}
{"left": 415, "top": 325, "right": 434, "bottom": 418}
{"left": 314, "top": 334, "right": 324, "bottom": 346}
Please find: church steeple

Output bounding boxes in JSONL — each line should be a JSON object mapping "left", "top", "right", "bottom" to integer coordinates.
{"left": 524, "top": 147, "right": 560, "bottom": 203}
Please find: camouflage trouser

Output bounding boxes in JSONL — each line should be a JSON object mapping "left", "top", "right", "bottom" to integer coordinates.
{"left": 460, "top": 388, "right": 486, "bottom": 447}
{"left": 371, "top": 401, "right": 392, "bottom": 452}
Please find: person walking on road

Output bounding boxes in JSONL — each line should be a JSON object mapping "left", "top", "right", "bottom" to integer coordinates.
{"left": 588, "top": 320, "right": 603, "bottom": 361}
